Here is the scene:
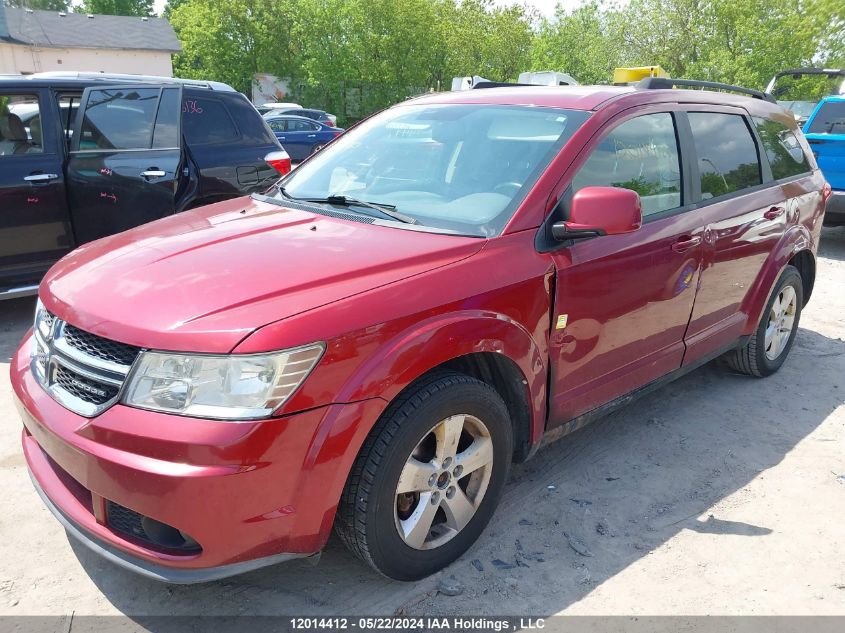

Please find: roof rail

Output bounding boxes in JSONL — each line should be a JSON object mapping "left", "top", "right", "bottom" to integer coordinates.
{"left": 636, "top": 77, "right": 776, "bottom": 103}
{"left": 471, "top": 81, "right": 534, "bottom": 89}
{"left": 27, "top": 72, "right": 236, "bottom": 92}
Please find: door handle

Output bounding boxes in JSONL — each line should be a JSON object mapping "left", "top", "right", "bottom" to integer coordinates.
{"left": 671, "top": 236, "right": 702, "bottom": 253}
{"left": 141, "top": 169, "right": 166, "bottom": 179}
{"left": 307, "top": 134, "right": 316, "bottom": 138}
{"left": 23, "top": 173, "right": 59, "bottom": 183}
{"left": 764, "top": 206, "right": 785, "bottom": 220}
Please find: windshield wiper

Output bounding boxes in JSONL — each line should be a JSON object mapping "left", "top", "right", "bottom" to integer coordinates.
{"left": 278, "top": 188, "right": 417, "bottom": 224}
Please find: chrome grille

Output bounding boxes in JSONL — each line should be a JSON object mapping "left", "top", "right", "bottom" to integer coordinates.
{"left": 54, "top": 365, "right": 119, "bottom": 405}
{"left": 63, "top": 324, "right": 141, "bottom": 367}
{"left": 31, "top": 307, "right": 141, "bottom": 417}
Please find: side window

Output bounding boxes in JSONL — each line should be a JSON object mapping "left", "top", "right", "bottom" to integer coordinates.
{"left": 79, "top": 88, "right": 160, "bottom": 150}
{"left": 0, "top": 94, "right": 44, "bottom": 156}
{"left": 267, "top": 119, "right": 286, "bottom": 133}
{"left": 181, "top": 97, "right": 239, "bottom": 145}
{"left": 572, "top": 112, "right": 682, "bottom": 216}
{"left": 224, "top": 94, "right": 278, "bottom": 145}
{"left": 289, "top": 119, "right": 316, "bottom": 132}
{"left": 688, "top": 112, "right": 761, "bottom": 200}
{"left": 152, "top": 88, "right": 180, "bottom": 149}
{"left": 753, "top": 117, "right": 809, "bottom": 180}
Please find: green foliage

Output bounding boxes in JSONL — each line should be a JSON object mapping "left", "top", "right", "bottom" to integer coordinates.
{"left": 168, "top": 0, "right": 845, "bottom": 124}
{"left": 81, "top": 0, "right": 154, "bottom": 16}
{"left": 170, "top": 0, "right": 534, "bottom": 123}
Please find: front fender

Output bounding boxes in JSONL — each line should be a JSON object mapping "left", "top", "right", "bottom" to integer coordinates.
{"left": 741, "top": 224, "right": 813, "bottom": 336}
{"left": 287, "top": 313, "right": 548, "bottom": 549}
{"left": 334, "top": 311, "right": 547, "bottom": 444}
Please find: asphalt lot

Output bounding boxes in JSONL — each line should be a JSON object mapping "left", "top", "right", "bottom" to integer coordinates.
{"left": 0, "top": 228, "right": 843, "bottom": 617}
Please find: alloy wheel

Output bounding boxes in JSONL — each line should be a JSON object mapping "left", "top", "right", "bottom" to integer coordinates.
{"left": 764, "top": 285, "right": 797, "bottom": 360}
{"left": 394, "top": 414, "right": 493, "bottom": 550}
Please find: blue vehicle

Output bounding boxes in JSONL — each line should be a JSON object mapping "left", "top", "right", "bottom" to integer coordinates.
{"left": 264, "top": 114, "right": 343, "bottom": 161}
{"left": 804, "top": 96, "right": 845, "bottom": 225}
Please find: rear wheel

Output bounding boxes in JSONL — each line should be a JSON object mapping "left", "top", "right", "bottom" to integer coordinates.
{"left": 335, "top": 372, "right": 512, "bottom": 580}
{"left": 727, "top": 265, "right": 803, "bottom": 377}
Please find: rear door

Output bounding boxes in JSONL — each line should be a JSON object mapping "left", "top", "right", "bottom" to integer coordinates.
{"left": 681, "top": 108, "right": 790, "bottom": 364}
{"left": 0, "top": 89, "right": 75, "bottom": 291}
{"left": 67, "top": 84, "right": 183, "bottom": 244}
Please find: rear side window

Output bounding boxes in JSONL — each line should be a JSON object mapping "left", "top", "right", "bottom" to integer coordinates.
{"left": 223, "top": 94, "right": 277, "bottom": 145}
{"left": 572, "top": 112, "right": 682, "bottom": 217}
{"left": 78, "top": 88, "right": 159, "bottom": 150}
{"left": 688, "top": 113, "right": 761, "bottom": 200}
{"left": 289, "top": 119, "right": 318, "bottom": 132}
{"left": 753, "top": 117, "right": 809, "bottom": 180}
{"left": 806, "top": 101, "right": 845, "bottom": 135}
{"left": 181, "top": 97, "right": 238, "bottom": 145}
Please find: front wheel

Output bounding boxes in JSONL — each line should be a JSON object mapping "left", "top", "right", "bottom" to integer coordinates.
{"left": 727, "top": 265, "right": 803, "bottom": 377}
{"left": 335, "top": 372, "right": 512, "bottom": 580}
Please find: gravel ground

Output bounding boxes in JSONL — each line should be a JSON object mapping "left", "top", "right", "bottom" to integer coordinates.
{"left": 0, "top": 228, "right": 843, "bottom": 617}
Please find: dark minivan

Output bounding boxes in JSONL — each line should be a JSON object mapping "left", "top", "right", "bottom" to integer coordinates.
{"left": 0, "top": 72, "right": 284, "bottom": 298}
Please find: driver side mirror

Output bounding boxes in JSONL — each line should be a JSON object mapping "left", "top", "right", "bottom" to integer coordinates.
{"left": 552, "top": 186, "right": 643, "bottom": 241}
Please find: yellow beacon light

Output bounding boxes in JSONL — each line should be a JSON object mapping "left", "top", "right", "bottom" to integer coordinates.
{"left": 613, "top": 66, "right": 670, "bottom": 85}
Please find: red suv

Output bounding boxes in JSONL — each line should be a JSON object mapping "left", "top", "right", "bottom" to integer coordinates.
{"left": 13, "top": 78, "right": 828, "bottom": 583}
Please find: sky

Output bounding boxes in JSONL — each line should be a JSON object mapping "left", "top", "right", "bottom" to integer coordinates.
{"left": 151, "top": 0, "right": 583, "bottom": 20}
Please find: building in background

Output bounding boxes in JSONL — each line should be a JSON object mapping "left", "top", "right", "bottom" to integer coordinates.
{"left": 0, "top": 6, "right": 180, "bottom": 76}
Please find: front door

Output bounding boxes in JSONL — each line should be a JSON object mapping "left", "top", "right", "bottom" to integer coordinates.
{"left": 548, "top": 111, "right": 704, "bottom": 423}
{"left": 0, "top": 89, "right": 74, "bottom": 290}
{"left": 66, "top": 84, "right": 183, "bottom": 244}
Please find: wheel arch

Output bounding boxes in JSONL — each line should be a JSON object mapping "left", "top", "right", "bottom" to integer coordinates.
{"left": 335, "top": 312, "right": 547, "bottom": 457}
{"left": 741, "top": 225, "right": 814, "bottom": 335}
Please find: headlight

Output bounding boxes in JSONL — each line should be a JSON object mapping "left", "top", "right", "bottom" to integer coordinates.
{"left": 122, "top": 343, "right": 325, "bottom": 420}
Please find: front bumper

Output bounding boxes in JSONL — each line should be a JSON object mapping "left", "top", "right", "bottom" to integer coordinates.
{"left": 824, "top": 190, "right": 845, "bottom": 225}
{"left": 12, "top": 331, "right": 385, "bottom": 582}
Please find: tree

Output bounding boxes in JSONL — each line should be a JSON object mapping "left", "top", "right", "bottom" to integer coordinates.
{"left": 81, "top": 0, "right": 154, "bottom": 17}
{"left": 530, "top": 1, "right": 623, "bottom": 84}
{"left": 5, "top": 0, "right": 70, "bottom": 10}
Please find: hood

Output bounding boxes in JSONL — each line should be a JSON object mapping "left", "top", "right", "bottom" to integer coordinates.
{"left": 42, "top": 197, "right": 484, "bottom": 353}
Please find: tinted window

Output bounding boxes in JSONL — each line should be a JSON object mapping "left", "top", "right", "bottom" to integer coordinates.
{"left": 152, "top": 88, "right": 180, "bottom": 149}
{"left": 223, "top": 94, "right": 277, "bottom": 145}
{"left": 806, "top": 101, "right": 845, "bottom": 135}
{"left": 753, "top": 117, "right": 809, "bottom": 180}
{"left": 267, "top": 119, "right": 286, "bottom": 133}
{"left": 182, "top": 97, "right": 238, "bottom": 145}
{"left": 1, "top": 94, "right": 44, "bottom": 155}
{"left": 572, "top": 113, "right": 682, "bottom": 216}
{"left": 289, "top": 119, "right": 317, "bottom": 132}
{"left": 79, "top": 88, "right": 159, "bottom": 150}
{"left": 688, "top": 113, "right": 761, "bottom": 199}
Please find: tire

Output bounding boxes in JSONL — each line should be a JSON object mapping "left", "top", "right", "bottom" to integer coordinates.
{"left": 335, "top": 371, "right": 512, "bottom": 580}
{"left": 726, "top": 265, "right": 803, "bottom": 377}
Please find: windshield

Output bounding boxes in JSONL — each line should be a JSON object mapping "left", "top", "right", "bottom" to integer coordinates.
{"left": 276, "top": 104, "right": 589, "bottom": 236}
{"left": 807, "top": 101, "right": 845, "bottom": 135}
